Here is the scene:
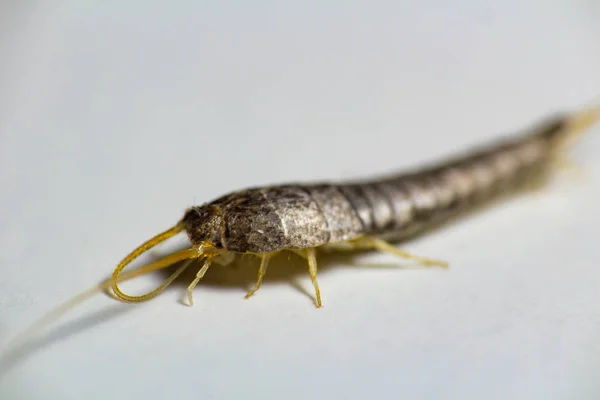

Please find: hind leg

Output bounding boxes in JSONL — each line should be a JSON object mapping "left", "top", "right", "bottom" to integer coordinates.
{"left": 350, "top": 236, "right": 448, "bottom": 268}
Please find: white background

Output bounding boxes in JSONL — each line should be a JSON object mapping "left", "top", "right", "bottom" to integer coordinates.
{"left": 1, "top": 2, "right": 600, "bottom": 399}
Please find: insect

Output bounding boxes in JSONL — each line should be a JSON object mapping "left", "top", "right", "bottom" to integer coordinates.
{"left": 3, "top": 106, "right": 598, "bottom": 356}
{"left": 110, "top": 106, "right": 599, "bottom": 308}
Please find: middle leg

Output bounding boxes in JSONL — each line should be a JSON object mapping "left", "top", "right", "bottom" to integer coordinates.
{"left": 245, "top": 253, "right": 272, "bottom": 299}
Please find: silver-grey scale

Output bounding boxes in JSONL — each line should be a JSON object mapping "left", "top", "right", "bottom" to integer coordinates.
{"left": 182, "top": 118, "right": 565, "bottom": 253}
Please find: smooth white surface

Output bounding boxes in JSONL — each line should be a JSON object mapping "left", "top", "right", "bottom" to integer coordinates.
{"left": 1, "top": 2, "right": 600, "bottom": 399}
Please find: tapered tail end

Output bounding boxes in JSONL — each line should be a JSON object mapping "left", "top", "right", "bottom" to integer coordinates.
{"left": 565, "top": 105, "right": 600, "bottom": 138}
{"left": 557, "top": 105, "right": 600, "bottom": 150}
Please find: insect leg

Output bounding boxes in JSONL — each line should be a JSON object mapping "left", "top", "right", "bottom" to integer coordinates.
{"left": 306, "top": 248, "right": 323, "bottom": 307}
{"left": 351, "top": 237, "right": 448, "bottom": 268}
{"left": 187, "top": 258, "right": 212, "bottom": 306}
{"left": 245, "top": 253, "right": 271, "bottom": 299}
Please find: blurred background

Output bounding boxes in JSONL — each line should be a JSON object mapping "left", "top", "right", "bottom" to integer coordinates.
{"left": 1, "top": 2, "right": 599, "bottom": 399}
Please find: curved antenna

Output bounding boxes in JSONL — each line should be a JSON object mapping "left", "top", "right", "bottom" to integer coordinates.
{"left": 2, "top": 223, "right": 209, "bottom": 356}
{"left": 110, "top": 223, "right": 202, "bottom": 302}
{"left": 2, "top": 256, "right": 197, "bottom": 355}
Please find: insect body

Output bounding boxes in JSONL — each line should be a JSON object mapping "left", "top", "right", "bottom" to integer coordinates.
{"left": 110, "top": 107, "right": 600, "bottom": 308}
{"left": 3, "top": 107, "right": 599, "bottom": 359}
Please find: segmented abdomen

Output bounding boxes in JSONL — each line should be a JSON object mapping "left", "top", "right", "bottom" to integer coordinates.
{"left": 198, "top": 117, "right": 565, "bottom": 253}
{"left": 300, "top": 118, "right": 564, "bottom": 243}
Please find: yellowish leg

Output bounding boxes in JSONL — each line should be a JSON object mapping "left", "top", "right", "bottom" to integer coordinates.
{"left": 187, "top": 259, "right": 212, "bottom": 306}
{"left": 245, "top": 253, "right": 271, "bottom": 299}
{"left": 351, "top": 236, "right": 449, "bottom": 268}
{"left": 306, "top": 248, "right": 323, "bottom": 308}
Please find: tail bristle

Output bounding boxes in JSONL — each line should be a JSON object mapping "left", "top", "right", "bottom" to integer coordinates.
{"left": 560, "top": 105, "right": 600, "bottom": 150}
